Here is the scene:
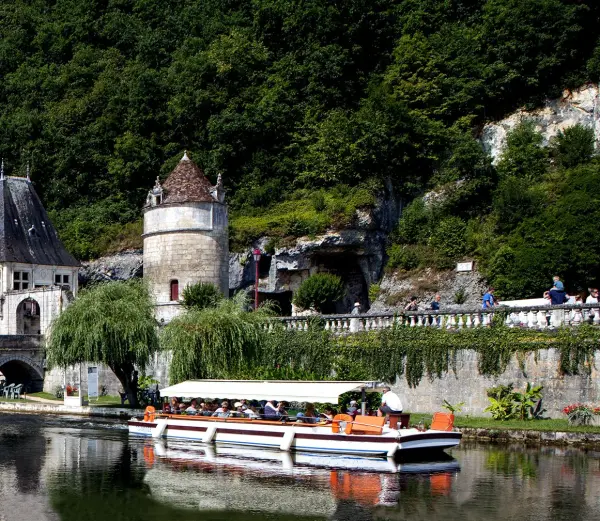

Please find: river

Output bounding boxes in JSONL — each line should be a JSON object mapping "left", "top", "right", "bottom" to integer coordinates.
{"left": 0, "top": 413, "right": 599, "bottom": 521}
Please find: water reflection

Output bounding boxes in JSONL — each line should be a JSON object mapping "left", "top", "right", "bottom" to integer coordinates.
{"left": 1, "top": 414, "right": 600, "bottom": 521}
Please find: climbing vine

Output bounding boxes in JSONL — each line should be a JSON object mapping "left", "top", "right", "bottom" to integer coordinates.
{"left": 163, "top": 307, "right": 600, "bottom": 387}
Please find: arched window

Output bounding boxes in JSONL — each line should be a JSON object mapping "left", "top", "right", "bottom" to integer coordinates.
{"left": 170, "top": 280, "right": 179, "bottom": 302}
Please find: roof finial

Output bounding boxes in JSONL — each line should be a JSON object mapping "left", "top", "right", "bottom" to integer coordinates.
{"left": 0, "top": 158, "right": 4, "bottom": 181}
{"left": 181, "top": 150, "right": 189, "bottom": 162}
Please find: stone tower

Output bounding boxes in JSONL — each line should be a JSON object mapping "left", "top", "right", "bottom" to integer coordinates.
{"left": 143, "top": 152, "right": 228, "bottom": 322}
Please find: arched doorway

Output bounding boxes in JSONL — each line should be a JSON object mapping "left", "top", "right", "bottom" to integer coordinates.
{"left": 0, "top": 356, "right": 44, "bottom": 392}
{"left": 16, "top": 298, "right": 40, "bottom": 335}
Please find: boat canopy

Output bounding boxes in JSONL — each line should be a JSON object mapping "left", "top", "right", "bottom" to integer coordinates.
{"left": 158, "top": 380, "right": 382, "bottom": 403}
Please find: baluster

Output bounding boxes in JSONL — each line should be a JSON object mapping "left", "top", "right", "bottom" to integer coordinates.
{"left": 472, "top": 313, "right": 480, "bottom": 327}
{"left": 456, "top": 313, "right": 463, "bottom": 329}
{"left": 527, "top": 311, "right": 535, "bottom": 329}
{"left": 409, "top": 315, "right": 415, "bottom": 327}
{"left": 505, "top": 312, "right": 512, "bottom": 327}
{"left": 335, "top": 319, "right": 342, "bottom": 333}
{"left": 594, "top": 306, "right": 600, "bottom": 325}
{"left": 465, "top": 313, "right": 472, "bottom": 328}
{"left": 537, "top": 310, "right": 547, "bottom": 329}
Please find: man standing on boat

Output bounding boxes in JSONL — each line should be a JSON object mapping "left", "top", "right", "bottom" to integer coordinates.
{"left": 378, "top": 386, "right": 403, "bottom": 417}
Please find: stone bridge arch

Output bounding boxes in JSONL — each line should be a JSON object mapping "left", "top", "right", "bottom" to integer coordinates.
{"left": 0, "top": 354, "right": 44, "bottom": 392}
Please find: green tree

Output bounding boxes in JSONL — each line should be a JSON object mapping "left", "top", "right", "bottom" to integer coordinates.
{"left": 550, "top": 124, "right": 595, "bottom": 168}
{"left": 46, "top": 280, "right": 159, "bottom": 406}
{"left": 182, "top": 282, "right": 223, "bottom": 310}
{"left": 497, "top": 122, "right": 548, "bottom": 180}
{"left": 293, "top": 273, "right": 345, "bottom": 314}
{"left": 163, "top": 293, "right": 272, "bottom": 383}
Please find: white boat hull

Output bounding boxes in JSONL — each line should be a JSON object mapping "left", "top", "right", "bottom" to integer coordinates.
{"left": 128, "top": 417, "right": 461, "bottom": 457}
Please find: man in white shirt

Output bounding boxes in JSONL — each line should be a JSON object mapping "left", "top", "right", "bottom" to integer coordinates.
{"left": 378, "top": 386, "right": 403, "bottom": 416}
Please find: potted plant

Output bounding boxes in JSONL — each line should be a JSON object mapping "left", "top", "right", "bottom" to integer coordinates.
{"left": 441, "top": 400, "right": 465, "bottom": 423}
{"left": 563, "top": 403, "right": 600, "bottom": 426}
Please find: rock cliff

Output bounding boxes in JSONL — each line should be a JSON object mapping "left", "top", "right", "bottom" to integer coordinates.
{"left": 481, "top": 83, "right": 600, "bottom": 163}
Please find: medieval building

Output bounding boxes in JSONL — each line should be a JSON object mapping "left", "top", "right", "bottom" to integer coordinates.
{"left": 143, "top": 151, "right": 228, "bottom": 323}
{"left": 0, "top": 169, "right": 79, "bottom": 391}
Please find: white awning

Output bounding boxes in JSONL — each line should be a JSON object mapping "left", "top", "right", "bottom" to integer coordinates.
{"left": 158, "top": 380, "right": 382, "bottom": 403}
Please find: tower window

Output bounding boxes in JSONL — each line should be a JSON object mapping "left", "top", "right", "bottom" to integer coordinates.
{"left": 54, "top": 274, "right": 70, "bottom": 288}
{"left": 170, "top": 280, "right": 179, "bottom": 301}
{"left": 13, "top": 271, "right": 30, "bottom": 290}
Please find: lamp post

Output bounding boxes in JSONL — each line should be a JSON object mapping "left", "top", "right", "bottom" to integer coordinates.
{"left": 252, "top": 248, "right": 261, "bottom": 310}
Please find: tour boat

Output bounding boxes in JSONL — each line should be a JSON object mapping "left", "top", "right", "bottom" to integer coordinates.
{"left": 128, "top": 380, "right": 462, "bottom": 458}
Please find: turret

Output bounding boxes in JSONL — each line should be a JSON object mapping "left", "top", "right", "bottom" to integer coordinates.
{"left": 143, "top": 152, "right": 229, "bottom": 322}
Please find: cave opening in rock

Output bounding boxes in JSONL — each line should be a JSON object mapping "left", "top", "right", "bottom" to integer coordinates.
{"left": 312, "top": 253, "right": 370, "bottom": 314}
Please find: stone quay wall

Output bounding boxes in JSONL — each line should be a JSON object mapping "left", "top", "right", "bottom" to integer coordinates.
{"left": 392, "top": 348, "right": 600, "bottom": 418}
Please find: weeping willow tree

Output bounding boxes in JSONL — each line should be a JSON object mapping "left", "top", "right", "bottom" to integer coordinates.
{"left": 163, "top": 293, "right": 273, "bottom": 383}
{"left": 46, "top": 280, "right": 159, "bottom": 406}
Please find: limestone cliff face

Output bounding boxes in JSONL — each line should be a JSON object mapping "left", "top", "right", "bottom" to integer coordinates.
{"left": 481, "top": 83, "right": 600, "bottom": 163}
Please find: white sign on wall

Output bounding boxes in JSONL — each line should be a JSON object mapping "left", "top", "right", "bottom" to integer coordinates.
{"left": 456, "top": 261, "right": 474, "bottom": 272}
{"left": 88, "top": 366, "right": 99, "bottom": 398}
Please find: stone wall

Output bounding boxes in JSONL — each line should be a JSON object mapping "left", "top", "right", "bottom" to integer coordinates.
{"left": 391, "top": 348, "right": 600, "bottom": 418}
{"left": 143, "top": 202, "right": 229, "bottom": 313}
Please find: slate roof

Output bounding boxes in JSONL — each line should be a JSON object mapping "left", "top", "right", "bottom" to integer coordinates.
{"left": 0, "top": 177, "right": 79, "bottom": 266}
{"left": 162, "top": 154, "right": 216, "bottom": 204}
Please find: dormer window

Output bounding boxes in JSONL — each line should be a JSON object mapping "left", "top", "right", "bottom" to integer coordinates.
{"left": 13, "top": 271, "right": 29, "bottom": 290}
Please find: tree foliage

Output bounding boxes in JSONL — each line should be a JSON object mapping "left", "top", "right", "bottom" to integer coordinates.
{"left": 181, "top": 282, "right": 223, "bottom": 310}
{"left": 163, "top": 293, "right": 273, "bottom": 383}
{"left": 45, "top": 280, "right": 159, "bottom": 406}
{"left": 0, "top": 0, "right": 597, "bottom": 258}
{"left": 292, "top": 273, "right": 345, "bottom": 313}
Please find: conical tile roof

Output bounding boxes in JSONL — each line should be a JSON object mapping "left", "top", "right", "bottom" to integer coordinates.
{"left": 162, "top": 152, "right": 216, "bottom": 204}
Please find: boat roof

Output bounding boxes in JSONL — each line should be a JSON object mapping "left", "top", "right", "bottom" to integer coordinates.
{"left": 159, "top": 380, "right": 382, "bottom": 403}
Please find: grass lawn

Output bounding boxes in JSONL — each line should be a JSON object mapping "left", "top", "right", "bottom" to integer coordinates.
{"left": 88, "top": 395, "right": 125, "bottom": 406}
{"left": 29, "top": 392, "right": 62, "bottom": 401}
{"left": 407, "top": 412, "right": 600, "bottom": 433}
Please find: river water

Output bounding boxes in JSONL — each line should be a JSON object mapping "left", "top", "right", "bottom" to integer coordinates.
{"left": 1, "top": 413, "right": 599, "bottom": 521}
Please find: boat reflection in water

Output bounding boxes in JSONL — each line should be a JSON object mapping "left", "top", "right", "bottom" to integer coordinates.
{"left": 142, "top": 441, "right": 460, "bottom": 516}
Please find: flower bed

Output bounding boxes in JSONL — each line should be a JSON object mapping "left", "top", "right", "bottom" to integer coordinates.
{"left": 563, "top": 404, "right": 600, "bottom": 426}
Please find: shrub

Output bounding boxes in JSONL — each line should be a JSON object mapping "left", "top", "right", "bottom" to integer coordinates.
{"left": 396, "top": 198, "right": 430, "bottom": 244}
{"left": 387, "top": 244, "right": 420, "bottom": 271}
{"left": 311, "top": 191, "right": 326, "bottom": 212}
{"left": 550, "top": 124, "right": 595, "bottom": 168}
{"left": 429, "top": 216, "right": 467, "bottom": 260}
{"left": 182, "top": 282, "right": 223, "bottom": 310}
{"left": 293, "top": 273, "right": 345, "bottom": 314}
{"left": 369, "top": 284, "right": 381, "bottom": 303}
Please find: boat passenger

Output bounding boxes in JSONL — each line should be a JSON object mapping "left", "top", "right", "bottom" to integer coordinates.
{"left": 244, "top": 405, "right": 259, "bottom": 419}
{"left": 347, "top": 400, "right": 359, "bottom": 417}
{"left": 185, "top": 399, "right": 199, "bottom": 415}
{"left": 263, "top": 400, "right": 280, "bottom": 419}
{"left": 239, "top": 399, "right": 248, "bottom": 410}
{"left": 320, "top": 407, "right": 335, "bottom": 423}
{"left": 377, "top": 386, "right": 403, "bottom": 417}
{"left": 296, "top": 402, "right": 317, "bottom": 424}
{"left": 212, "top": 404, "right": 230, "bottom": 418}
{"left": 169, "top": 397, "right": 180, "bottom": 414}
{"left": 233, "top": 401, "right": 245, "bottom": 417}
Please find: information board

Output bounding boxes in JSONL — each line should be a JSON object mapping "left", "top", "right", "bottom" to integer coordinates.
{"left": 88, "top": 366, "right": 99, "bottom": 398}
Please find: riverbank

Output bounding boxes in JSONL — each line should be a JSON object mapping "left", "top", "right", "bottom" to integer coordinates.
{"left": 0, "top": 399, "right": 142, "bottom": 418}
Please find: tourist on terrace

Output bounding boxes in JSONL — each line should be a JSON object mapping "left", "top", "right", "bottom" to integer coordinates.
{"left": 549, "top": 285, "right": 568, "bottom": 305}
{"left": 585, "top": 288, "right": 598, "bottom": 322}
{"left": 552, "top": 276, "right": 564, "bottom": 291}
{"left": 377, "top": 386, "right": 403, "bottom": 417}
{"left": 404, "top": 296, "right": 418, "bottom": 311}
{"left": 429, "top": 293, "right": 442, "bottom": 326}
{"left": 482, "top": 288, "right": 496, "bottom": 309}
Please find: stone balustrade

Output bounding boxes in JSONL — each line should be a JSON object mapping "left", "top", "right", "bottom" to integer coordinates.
{"left": 274, "top": 303, "right": 600, "bottom": 334}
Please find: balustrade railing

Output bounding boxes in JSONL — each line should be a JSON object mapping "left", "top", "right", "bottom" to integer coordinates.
{"left": 273, "top": 303, "right": 600, "bottom": 334}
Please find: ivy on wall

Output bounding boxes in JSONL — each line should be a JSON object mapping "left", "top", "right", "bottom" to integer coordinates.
{"left": 246, "top": 323, "right": 600, "bottom": 387}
